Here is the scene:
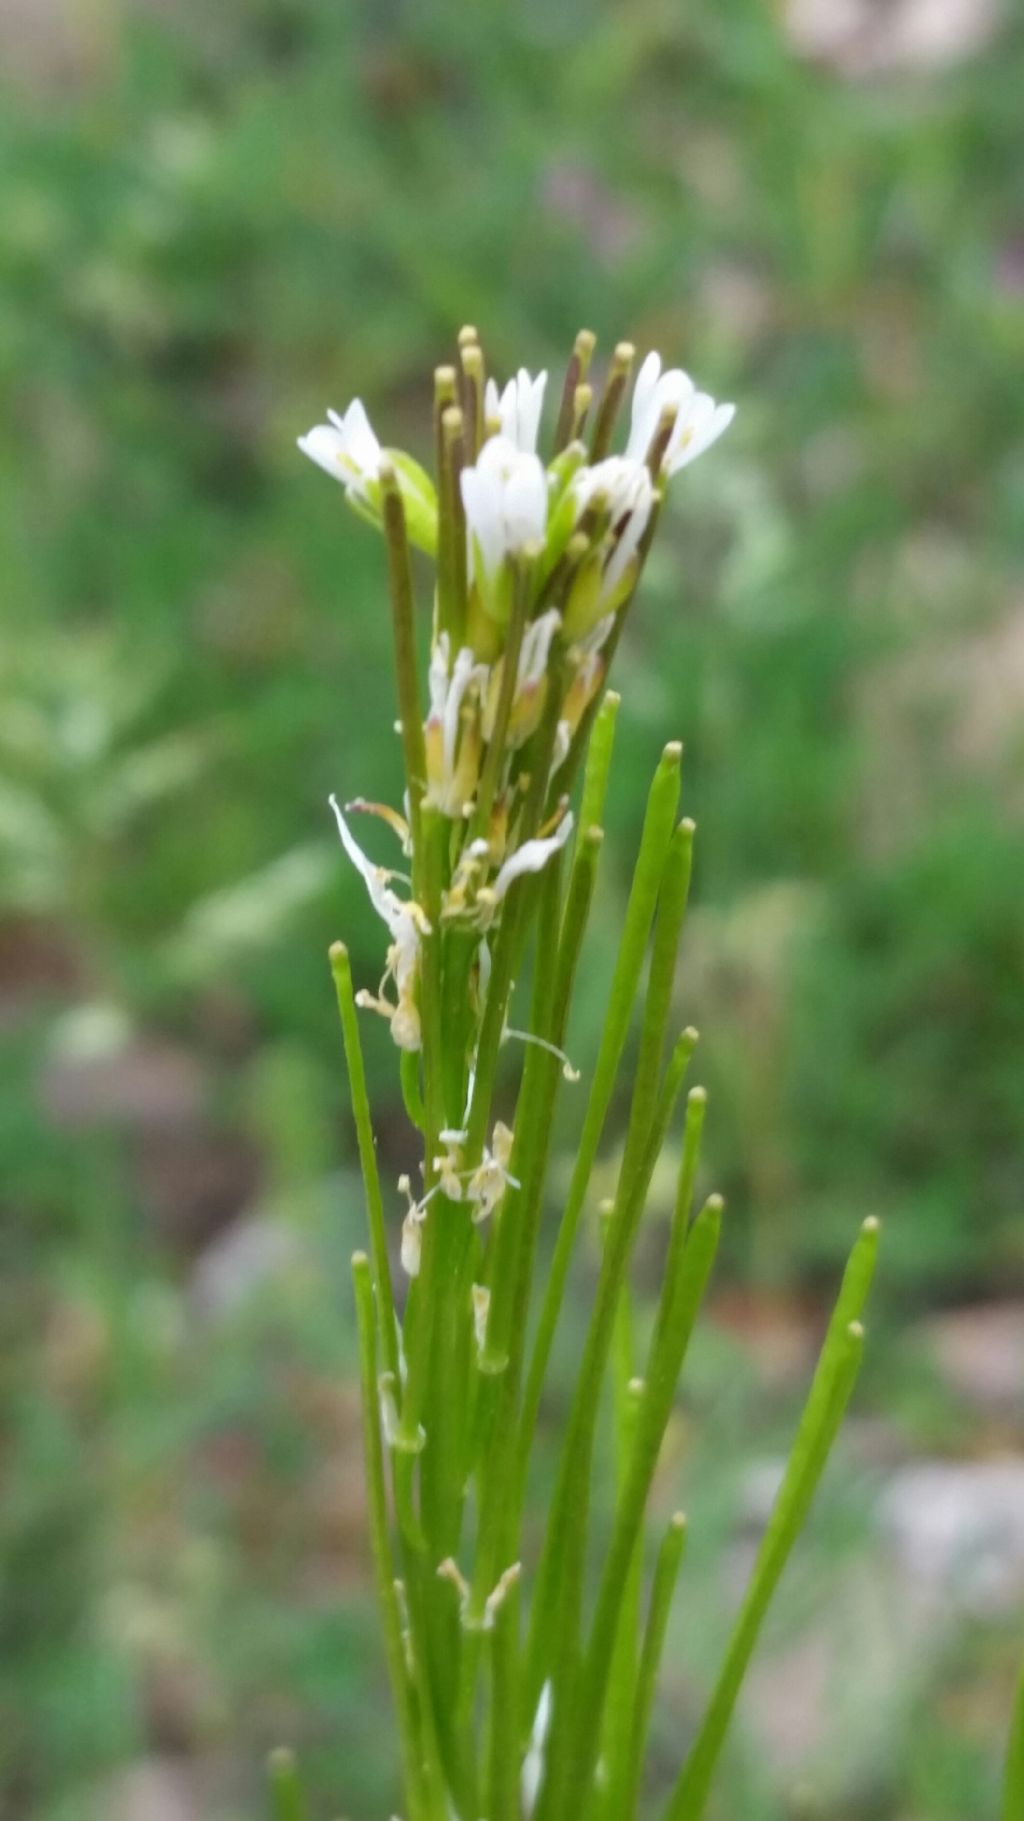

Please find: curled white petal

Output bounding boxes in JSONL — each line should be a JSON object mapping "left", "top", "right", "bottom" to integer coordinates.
{"left": 664, "top": 395, "right": 736, "bottom": 473}
{"left": 518, "top": 608, "right": 562, "bottom": 692}
{"left": 425, "top": 637, "right": 489, "bottom": 816}
{"left": 446, "top": 647, "right": 487, "bottom": 771}
{"left": 330, "top": 794, "right": 411, "bottom": 930}
{"left": 330, "top": 795, "right": 430, "bottom": 1051}
{"left": 484, "top": 368, "right": 548, "bottom": 453}
{"left": 492, "top": 810, "right": 574, "bottom": 902}
{"left": 625, "top": 351, "right": 696, "bottom": 465}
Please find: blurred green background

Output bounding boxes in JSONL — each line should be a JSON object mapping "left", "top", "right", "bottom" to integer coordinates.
{"left": 2, "top": 0, "right": 1023, "bottom": 1816}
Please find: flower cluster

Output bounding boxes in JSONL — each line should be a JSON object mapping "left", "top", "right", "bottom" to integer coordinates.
{"left": 301, "top": 330, "right": 733, "bottom": 1061}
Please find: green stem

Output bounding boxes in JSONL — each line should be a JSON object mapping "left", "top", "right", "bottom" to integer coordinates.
{"left": 496, "top": 824, "right": 603, "bottom": 1393}
{"left": 471, "top": 557, "right": 529, "bottom": 844}
{"left": 433, "top": 366, "right": 459, "bottom": 642}
{"left": 556, "top": 496, "right": 663, "bottom": 806}
{"left": 595, "top": 1369, "right": 645, "bottom": 1821}
{"left": 329, "top": 944, "right": 400, "bottom": 1387}
{"left": 518, "top": 743, "right": 683, "bottom": 1495}
{"left": 397, "top": 815, "right": 452, "bottom": 1459}
{"left": 646, "top": 1086, "right": 707, "bottom": 1373}
{"left": 267, "top": 1749, "right": 306, "bottom": 1821}
{"left": 443, "top": 405, "right": 468, "bottom": 650}
{"left": 400, "top": 1554, "right": 457, "bottom": 1819}
{"left": 380, "top": 461, "right": 427, "bottom": 869}
{"left": 463, "top": 670, "right": 567, "bottom": 1171}
{"left": 352, "top": 1253, "right": 438, "bottom": 1821}
{"left": 555, "top": 328, "right": 597, "bottom": 451}
{"left": 617, "top": 817, "right": 695, "bottom": 1185}
{"left": 400, "top": 1047, "right": 427, "bottom": 1133}
{"left": 463, "top": 893, "right": 523, "bottom": 1162}
{"left": 662, "top": 1218, "right": 880, "bottom": 1821}
{"left": 1004, "top": 1659, "right": 1024, "bottom": 1821}
{"left": 625, "top": 1513, "right": 688, "bottom": 1820}
{"left": 456, "top": 830, "right": 602, "bottom": 1733}
{"left": 460, "top": 339, "right": 485, "bottom": 462}
{"left": 487, "top": 1572, "right": 524, "bottom": 1821}
{"left": 478, "top": 841, "right": 585, "bottom": 1375}
{"left": 577, "top": 688, "right": 620, "bottom": 847}
{"left": 590, "top": 341, "right": 635, "bottom": 461}
{"left": 526, "top": 1027, "right": 698, "bottom": 1798}
{"left": 567, "top": 1190, "right": 723, "bottom": 1806}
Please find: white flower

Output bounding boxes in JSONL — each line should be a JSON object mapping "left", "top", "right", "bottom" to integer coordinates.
{"left": 564, "top": 458, "right": 653, "bottom": 637}
{"left": 442, "top": 805, "right": 574, "bottom": 931}
{"left": 484, "top": 368, "right": 548, "bottom": 453}
{"left": 424, "top": 635, "right": 488, "bottom": 817}
{"left": 461, "top": 435, "right": 548, "bottom": 590}
{"left": 492, "top": 808, "right": 574, "bottom": 902}
{"left": 573, "top": 456, "right": 654, "bottom": 606}
{"left": 481, "top": 607, "right": 561, "bottom": 750}
{"left": 298, "top": 399, "right": 381, "bottom": 502}
{"left": 516, "top": 608, "right": 562, "bottom": 698}
{"left": 625, "top": 350, "right": 735, "bottom": 475}
{"left": 299, "top": 401, "right": 437, "bottom": 552}
{"left": 508, "top": 604, "right": 561, "bottom": 745}
{"left": 557, "top": 614, "right": 614, "bottom": 758}
{"left": 330, "top": 796, "right": 431, "bottom": 1051}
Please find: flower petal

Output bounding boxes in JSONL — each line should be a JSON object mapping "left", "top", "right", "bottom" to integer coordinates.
{"left": 492, "top": 811, "right": 574, "bottom": 900}
{"left": 666, "top": 398, "right": 736, "bottom": 473}
{"left": 297, "top": 423, "right": 349, "bottom": 481}
{"left": 329, "top": 793, "right": 403, "bottom": 932}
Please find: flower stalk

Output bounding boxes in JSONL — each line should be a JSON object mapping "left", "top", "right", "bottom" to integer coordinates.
{"left": 1004, "top": 1660, "right": 1024, "bottom": 1821}
{"left": 296, "top": 328, "right": 877, "bottom": 1820}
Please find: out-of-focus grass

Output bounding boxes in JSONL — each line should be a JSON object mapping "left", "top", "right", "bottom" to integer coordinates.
{"left": 1, "top": 0, "right": 1022, "bottom": 1816}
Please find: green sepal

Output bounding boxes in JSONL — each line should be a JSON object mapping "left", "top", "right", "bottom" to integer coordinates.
{"left": 546, "top": 438, "right": 588, "bottom": 501}
{"left": 345, "top": 485, "right": 383, "bottom": 534}
{"left": 385, "top": 448, "right": 438, "bottom": 555}
{"left": 562, "top": 550, "right": 606, "bottom": 641}
{"left": 603, "top": 551, "right": 641, "bottom": 615}
{"left": 466, "top": 582, "right": 504, "bottom": 660}
{"left": 473, "top": 546, "right": 516, "bottom": 630}
{"left": 538, "top": 445, "right": 588, "bottom": 584}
